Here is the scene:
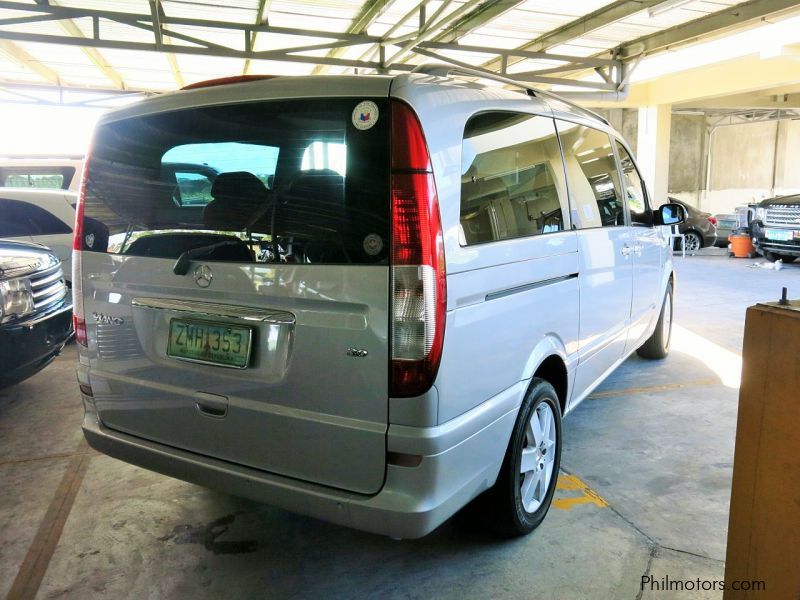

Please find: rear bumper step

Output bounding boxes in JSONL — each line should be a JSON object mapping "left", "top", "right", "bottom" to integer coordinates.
{"left": 81, "top": 381, "right": 522, "bottom": 539}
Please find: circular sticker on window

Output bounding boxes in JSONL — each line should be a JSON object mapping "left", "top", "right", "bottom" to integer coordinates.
{"left": 363, "top": 233, "right": 384, "bottom": 256}
{"left": 352, "top": 100, "right": 379, "bottom": 131}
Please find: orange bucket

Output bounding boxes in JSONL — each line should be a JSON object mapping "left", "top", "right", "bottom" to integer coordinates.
{"left": 729, "top": 233, "right": 755, "bottom": 258}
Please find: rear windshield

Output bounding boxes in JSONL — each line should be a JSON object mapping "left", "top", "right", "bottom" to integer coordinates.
{"left": 82, "top": 98, "right": 390, "bottom": 265}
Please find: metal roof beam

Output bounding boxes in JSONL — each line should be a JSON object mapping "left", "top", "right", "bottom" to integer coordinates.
{"left": 481, "top": 0, "right": 666, "bottom": 73}
{"left": 384, "top": 0, "right": 485, "bottom": 67}
{"left": 0, "top": 2, "right": 383, "bottom": 42}
{"left": 427, "top": 0, "right": 527, "bottom": 45}
{"left": 44, "top": 0, "right": 125, "bottom": 89}
{"left": 616, "top": 0, "right": 800, "bottom": 58}
{"left": 149, "top": 0, "right": 183, "bottom": 88}
{"left": 243, "top": 0, "right": 272, "bottom": 75}
{"left": 0, "top": 28, "right": 412, "bottom": 70}
{"left": 0, "top": 39, "right": 60, "bottom": 84}
{"left": 312, "top": 0, "right": 391, "bottom": 75}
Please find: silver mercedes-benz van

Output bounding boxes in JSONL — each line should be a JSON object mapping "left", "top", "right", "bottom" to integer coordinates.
{"left": 74, "top": 66, "right": 684, "bottom": 539}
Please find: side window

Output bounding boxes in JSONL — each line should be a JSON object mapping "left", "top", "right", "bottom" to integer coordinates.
{"left": 555, "top": 120, "right": 625, "bottom": 229}
{"left": 615, "top": 142, "right": 651, "bottom": 226}
{"left": 173, "top": 172, "right": 214, "bottom": 207}
{"left": 460, "top": 112, "right": 569, "bottom": 245}
{"left": 1, "top": 169, "right": 72, "bottom": 190}
{"left": 0, "top": 198, "right": 72, "bottom": 236}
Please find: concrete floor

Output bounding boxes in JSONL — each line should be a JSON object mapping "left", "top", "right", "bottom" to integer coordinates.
{"left": 2, "top": 254, "right": 798, "bottom": 599}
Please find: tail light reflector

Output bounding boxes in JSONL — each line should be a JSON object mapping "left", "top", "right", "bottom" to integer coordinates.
{"left": 707, "top": 216, "right": 718, "bottom": 226}
{"left": 389, "top": 101, "right": 446, "bottom": 397}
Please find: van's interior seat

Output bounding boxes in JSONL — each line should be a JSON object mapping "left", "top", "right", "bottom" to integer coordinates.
{"left": 204, "top": 171, "right": 272, "bottom": 231}
{"left": 274, "top": 169, "right": 349, "bottom": 262}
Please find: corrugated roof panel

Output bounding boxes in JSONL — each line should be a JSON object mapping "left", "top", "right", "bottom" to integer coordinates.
{"left": 253, "top": 33, "right": 342, "bottom": 53}
{"left": 268, "top": 11, "right": 355, "bottom": 33}
{"left": 546, "top": 42, "right": 609, "bottom": 57}
{"left": 165, "top": 24, "right": 247, "bottom": 51}
{"left": 162, "top": 0, "right": 257, "bottom": 23}
{"left": 174, "top": 54, "right": 247, "bottom": 83}
{"left": 270, "top": 0, "right": 364, "bottom": 21}
{"left": 0, "top": 57, "right": 44, "bottom": 84}
{"left": 457, "top": 33, "right": 534, "bottom": 49}
{"left": 55, "top": 0, "right": 150, "bottom": 12}
{"left": 229, "top": 58, "right": 316, "bottom": 76}
{"left": 518, "top": 0, "right": 616, "bottom": 18}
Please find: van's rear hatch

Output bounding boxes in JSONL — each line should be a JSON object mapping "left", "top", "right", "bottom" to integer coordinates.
{"left": 78, "top": 81, "right": 392, "bottom": 494}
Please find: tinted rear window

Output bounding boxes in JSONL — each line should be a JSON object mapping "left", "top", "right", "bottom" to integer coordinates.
{"left": 82, "top": 98, "right": 390, "bottom": 265}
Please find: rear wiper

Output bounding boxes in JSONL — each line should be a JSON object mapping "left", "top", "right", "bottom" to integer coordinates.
{"left": 172, "top": 240, "right": 243, "bottom": 275}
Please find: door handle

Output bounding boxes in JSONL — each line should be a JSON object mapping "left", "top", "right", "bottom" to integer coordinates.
{"left": 621, "top": 244, "right": 632, "bottom": 257}
{"left": 195, "top": 392, "right": 228, "bottom": 418}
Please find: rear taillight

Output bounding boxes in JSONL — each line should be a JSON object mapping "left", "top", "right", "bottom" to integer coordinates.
{"left": 389, "top": 101, "right": 446, "bottom": 397}
{"left": 707, "top": 216, "right": 718, "bottom": 226}
{"left": 72, "top": 157, "right": 90, "bottom": 347}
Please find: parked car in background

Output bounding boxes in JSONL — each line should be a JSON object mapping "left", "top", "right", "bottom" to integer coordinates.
{"left": 0, "top": 155, "right": 84, "bottom": 192}
{"left": 0, "top": 240, "right": 72, "bottom": 388}
{"left": 670, "top": 198, "right": 717, "bottom": 252}
{"left": 0, "top": 189, "right": 77, "bottom": 283}
{"left": 751, "top": 194, "right": 800, "bottom": 262}
{"left": 713, "top": 211, "right": 738, "bottom": 247}
{"left": 74, "top": 70, "right": 685, "bottom": 539}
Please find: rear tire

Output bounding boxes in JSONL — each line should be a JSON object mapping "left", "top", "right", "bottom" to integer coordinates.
{"left": 637, "top": 282, "right": 673, "bottom": 360}
{"left": 683, "top": 231, "right": 702, "bottom": 253}
{"left": 485, "top": 378, "right": 562, "bottom": 537}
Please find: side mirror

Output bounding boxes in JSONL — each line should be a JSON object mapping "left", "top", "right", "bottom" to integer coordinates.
{"left": 655, "top": 203, "right": 686, "bottom": 226}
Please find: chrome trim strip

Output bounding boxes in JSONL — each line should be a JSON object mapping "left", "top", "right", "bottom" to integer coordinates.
{"left": 22, "top": 301, "right": 72, "bottom": 328}
{"left": 30, "top": 269, "right": 63, "bottom": 289}
{"left": 33, "top": 280, "right": 64, "bottom": 299}
{"left": 131, "top": 297, "right": 296, "bottom": 324}
{"left": 485, "top": 273, "right": 579, "bottom": 302}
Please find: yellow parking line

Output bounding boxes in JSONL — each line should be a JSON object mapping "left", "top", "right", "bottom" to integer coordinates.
{"left": 553, "top": 473, "right": 609, "bottom": 510}
{"left": 588, "top": 377, "right": 720, "bottom": 400}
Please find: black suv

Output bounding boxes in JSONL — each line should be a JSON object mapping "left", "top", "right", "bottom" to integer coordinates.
{"left": 751, "top": 194, "right": 800, "bottom": 262}
{"left": 0, "top": 239, "right": 72, "bottom": 387}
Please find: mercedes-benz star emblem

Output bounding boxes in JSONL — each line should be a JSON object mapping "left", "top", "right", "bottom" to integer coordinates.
{"left": 194, "top": 264, "right": 213, "bottom": 288}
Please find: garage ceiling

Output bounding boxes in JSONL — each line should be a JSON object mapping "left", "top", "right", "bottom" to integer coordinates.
{"left": 0, "top": 0, "right": 798, "bottom": 100}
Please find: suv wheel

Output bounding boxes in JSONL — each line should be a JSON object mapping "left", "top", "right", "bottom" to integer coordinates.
{"left": 486, "top": 378, "right": 562, "bottom": 536}
{"left": 764, "top": 251, "right": 796, "bottom": 263}
{"left": 637, "top": 282, "right": 673, "bottom": 360}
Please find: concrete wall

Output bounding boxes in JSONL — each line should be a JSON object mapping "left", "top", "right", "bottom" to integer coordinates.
{"left": 597, "top": 108, "right": 800, "bottom": 214}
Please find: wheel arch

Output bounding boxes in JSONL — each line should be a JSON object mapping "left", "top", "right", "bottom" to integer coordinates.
{"left": 522, "top": 335, "right": 570, "bottom": 416}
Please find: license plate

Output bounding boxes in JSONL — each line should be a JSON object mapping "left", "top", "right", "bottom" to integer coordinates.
{"left": 765, "top": 229, "right": 794, "bottom": 242}
{"left": 167, "top": 319, "right": 252, "bottom": 368}
{"left": 718, "top": 220, "right": 736, "bottom": 229}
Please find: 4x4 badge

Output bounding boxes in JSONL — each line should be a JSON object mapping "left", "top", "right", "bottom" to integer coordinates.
{"left": 194, "top": 264, "right": 213, "bottom": 288}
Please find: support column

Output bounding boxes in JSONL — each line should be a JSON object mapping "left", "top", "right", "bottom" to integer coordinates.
{"left": 636, "top": 104, "right": 672, "bottom": 206}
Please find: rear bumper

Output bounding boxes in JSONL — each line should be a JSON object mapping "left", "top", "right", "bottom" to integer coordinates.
{"left": 0, "top": 302, "right": 72, "bottom": 386}
{"left": 81, "top": 380, "right": 522, "bottom": 539}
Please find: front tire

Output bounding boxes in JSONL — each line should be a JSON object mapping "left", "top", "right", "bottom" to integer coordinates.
{"left": 487, "top": 378, "right": 562, "bottom": 536}
{"left": 637, "top": 282, "right": 673, "bottom": 360}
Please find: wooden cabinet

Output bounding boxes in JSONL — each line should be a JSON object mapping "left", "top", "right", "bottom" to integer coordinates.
{"left": 724, "top": 301, "right": 800, "bottom": 599}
